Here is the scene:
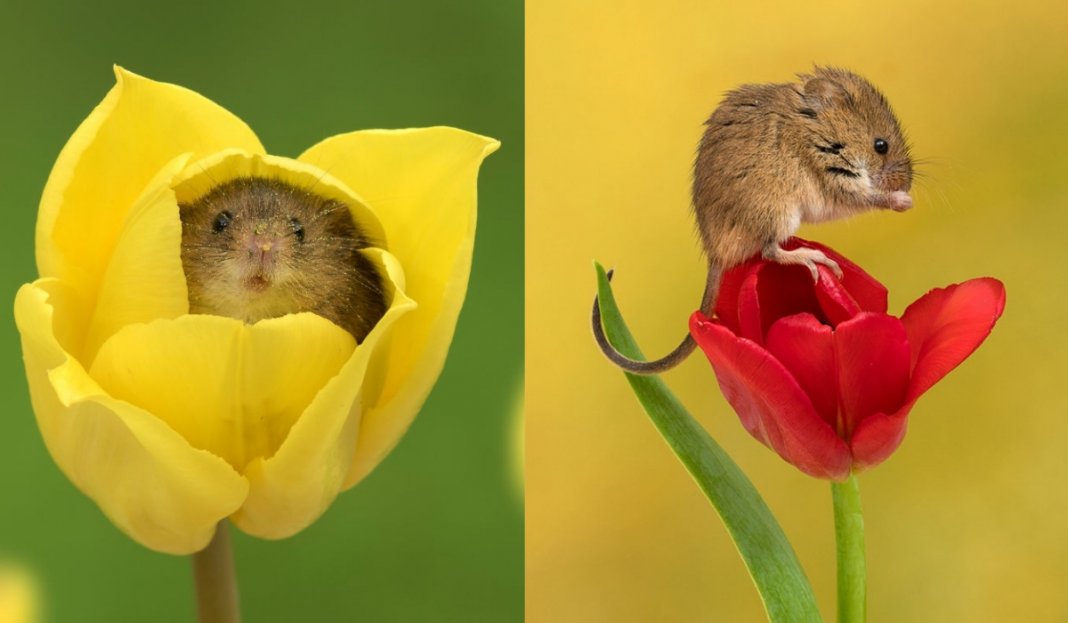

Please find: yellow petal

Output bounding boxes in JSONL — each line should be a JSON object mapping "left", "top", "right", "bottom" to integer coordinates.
{"left": 299, "top": 127, "right": 499, "bottom": 488}
{"left": 234, "top": 249, "right": 416, "bottom": 538}
{"left": 81, "top": 153, "right": 192, "bottom": 363}
{"left": 89, "top": 313, "right": 355, "bottom": 473}
{"left": 14, "top": 280, "right": 248, "bottom": 554}
{"left": 37, "top": 66, "right": 265, "bottom": 297}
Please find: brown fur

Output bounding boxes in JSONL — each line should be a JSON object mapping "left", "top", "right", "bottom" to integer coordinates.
{"left": 179, "top": 177, "right": 387, "bottom": 342}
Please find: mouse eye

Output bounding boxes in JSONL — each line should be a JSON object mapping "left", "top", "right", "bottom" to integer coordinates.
{"left": 873, "top": 138, "right": 889, "bottom": 155}
{"left": 212, "top": 211, "right": 233, "bottom": 233}
{"left": 289, "top": 217, "right": 305, "bottom": 243}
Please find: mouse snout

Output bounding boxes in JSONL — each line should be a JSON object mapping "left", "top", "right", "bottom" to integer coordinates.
{"left": 870, "top": 169, "right": 912, "bottom": 211}
{"left": 247, "top": 233, "right": 274, "bottom": 254}
{"left": 876, "top": 161, "right": 912, "bottom": 193}
{"left": 244, "top": 225, "right": 289, "bottom": 270}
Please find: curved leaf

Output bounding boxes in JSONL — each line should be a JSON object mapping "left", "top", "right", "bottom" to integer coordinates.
{"left": 594, "top": 262, "right": 822, "bottom": 623}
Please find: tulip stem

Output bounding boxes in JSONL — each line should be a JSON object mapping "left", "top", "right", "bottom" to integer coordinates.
{"left": 192, "top": 521, "right": 241, "bottom": 623}
{"left": 832, "top": 473, "right": 866, "bottom": 623}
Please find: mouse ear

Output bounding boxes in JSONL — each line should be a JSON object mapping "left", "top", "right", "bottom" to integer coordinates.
{"left": 802, "top": 77, "right": 848, "bottom": 111}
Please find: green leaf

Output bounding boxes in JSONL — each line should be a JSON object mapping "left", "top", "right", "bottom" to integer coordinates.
{"left": 594, "top": 262, "right": 822, "bottom": 623}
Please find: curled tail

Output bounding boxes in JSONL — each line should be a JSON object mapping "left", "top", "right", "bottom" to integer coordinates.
{"left": 591, "top": 264, "right": 721, "bottom": 375}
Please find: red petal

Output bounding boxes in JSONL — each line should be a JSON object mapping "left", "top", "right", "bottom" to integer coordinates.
{"left": 734, "top": 270, "right": 765, "bottom": 343}
{"left": 720, "top": 239, "right": 889, "bottom": 344}
{"left": 765, "top": 313, "right": 838, "bottom": 430}
{"left": 715, "top": 260, "right": 760, "bottom": 336}
{"left": 849, "top": 410, "right": 910, "bottom": 471}
{"left": 724, "top": 259, "right": 825, "bottom": 345}
{"left": 690, "top": 312, "right": 851, "bottom": 480}
{"left": 814, "top": 266, "right": 864, "bottom": 325}
{"left": 901, "top": 278, "right": 1006, "bottom": 401}
{"left": 835, "top": 313, "right": 910, "bottom": 439}
{"left": 754, "top": 263, "right": 827, "bottom": 341}
{"left": 852, "top": 279, "right": 1006, "bottom": 471}
{"left": 792, "top": 239, "right": 888, "bottom": 314}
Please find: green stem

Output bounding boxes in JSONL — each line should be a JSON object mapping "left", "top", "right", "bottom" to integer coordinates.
{"left": 192, "top": 521, "right": 241, "bottom": 623}
{"left": 832, "top": 474, "right": 866, "bottom": 623}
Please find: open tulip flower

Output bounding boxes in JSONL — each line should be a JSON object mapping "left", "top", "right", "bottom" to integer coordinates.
{"left": 13, "top": 67, "right": 499, "bottom": 554}
{"left": 690, "top": 238, "right": 1005, "bottom": 480}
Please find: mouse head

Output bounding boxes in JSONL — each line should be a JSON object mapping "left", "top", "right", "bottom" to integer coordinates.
{"left": 180, "top": 177, "right": 369, "bottom": 318}
{"left": 797, "top": 67, "right": 913, "bottom": 211}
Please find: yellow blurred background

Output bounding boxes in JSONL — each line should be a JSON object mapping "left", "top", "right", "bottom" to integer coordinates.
{"left": 0, "top": 562, "right": 37, "bottom": 623}
{"left": 527, "top": 1, "right": 1068, "bottom": 621}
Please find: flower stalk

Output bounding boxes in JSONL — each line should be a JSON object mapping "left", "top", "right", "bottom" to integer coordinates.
{"left": 192, "top": 522, "right": 241, "bottom": 623}
{"left": 832, "top": 474, "right": 865, "bottom": 623}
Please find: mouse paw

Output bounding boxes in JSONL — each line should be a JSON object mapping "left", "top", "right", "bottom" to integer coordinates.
{"left": 762, "top": 244, "right": 843, "bottom": 281}
{"left": 888, "top": 190, "right": 913, "bottom": 212}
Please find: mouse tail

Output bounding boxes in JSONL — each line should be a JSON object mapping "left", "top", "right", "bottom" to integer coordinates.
{"left": 591, "top": 265, "right": 720, "bottom": 375}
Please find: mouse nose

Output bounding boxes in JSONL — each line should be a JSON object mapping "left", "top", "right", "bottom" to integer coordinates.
{"left": 247, "top": 221, "right": 287, "bottom": 257}
{"left": 878, "top": 169, "right": 911, "bottom": 194}
{"left": 246, "top": 232, "right": 279, "bottom": 265}
{"left": 255, "top": 237, "right": 274, "bottom": 249}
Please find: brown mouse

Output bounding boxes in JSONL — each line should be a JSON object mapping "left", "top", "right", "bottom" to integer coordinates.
{"left": 179, "top": 176, "right": 387, "bottom": 343}
{"left": 593, "top": 66, "right": 914, "bottom": 374}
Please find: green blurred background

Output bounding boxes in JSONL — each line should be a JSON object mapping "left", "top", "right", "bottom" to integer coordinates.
{"left": 528, "top": 1, "right": 1068, "bottom": 621}
{"left": 0, "top": 1, "right": 522, "bottom": 621}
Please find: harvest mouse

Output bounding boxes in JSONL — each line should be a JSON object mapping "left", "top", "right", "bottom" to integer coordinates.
{"left": 180, "top": 177, "right": 387, "bottom": 342}
{"left": 593, "top": 66, "right": 914, "bottom": 374}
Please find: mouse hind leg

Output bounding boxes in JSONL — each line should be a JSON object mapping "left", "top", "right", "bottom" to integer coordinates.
{"left": 762, "top": 242, "right": 843, "bottom": 281}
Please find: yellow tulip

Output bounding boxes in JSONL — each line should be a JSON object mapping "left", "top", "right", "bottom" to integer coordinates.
{"left": 13, "top": 67, "right": 499, "bottom": 554}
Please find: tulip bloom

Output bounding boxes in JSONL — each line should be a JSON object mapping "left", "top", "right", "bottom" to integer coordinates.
{"left": 14, "top": 67, "right": 498, "bottom": 553}
{"left": 690, "top": 239, "right": 1005, "bottom": 480}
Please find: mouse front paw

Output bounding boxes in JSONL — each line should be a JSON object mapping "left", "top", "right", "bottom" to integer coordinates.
{"left": 887, "top": 190, "right": 913, "bottom": 212}
{"left": 762, "top": 243, "right": 844, "bottom": 281}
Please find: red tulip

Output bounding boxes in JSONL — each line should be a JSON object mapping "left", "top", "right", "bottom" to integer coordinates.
{"left": 690, "top": 239, "right": 1005, "bottom": 480}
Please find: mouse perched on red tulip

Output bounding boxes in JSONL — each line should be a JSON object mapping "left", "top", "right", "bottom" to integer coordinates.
{"left": 594, "top": 67, "right": 914, "bottom": 374}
